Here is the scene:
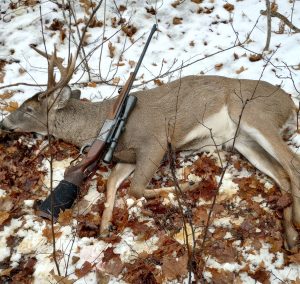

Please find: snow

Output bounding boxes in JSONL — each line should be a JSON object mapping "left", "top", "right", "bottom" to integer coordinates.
{"left": 1, "top": 0, "right": 300, "bottom": 283}
{"left": 0, "top": 188, "right": 6, "bottom": 198}
{"left": 0, "top": 218, "right": 23, "bottom": 262}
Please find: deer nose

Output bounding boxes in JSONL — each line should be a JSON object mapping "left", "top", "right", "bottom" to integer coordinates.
{"left": 0, "top": 120, "right": 10, "bottom": 132}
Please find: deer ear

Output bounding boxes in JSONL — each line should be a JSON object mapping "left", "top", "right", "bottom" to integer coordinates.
{"left": 55, "top": 87, "right": 72, "bottom": 110}
{"left": 71, "top": 89, "right": 81, "bottom": 99}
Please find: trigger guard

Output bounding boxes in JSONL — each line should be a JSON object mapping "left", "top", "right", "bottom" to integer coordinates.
{"left": 80, "top": 143, "right": 91, "bottom": 155}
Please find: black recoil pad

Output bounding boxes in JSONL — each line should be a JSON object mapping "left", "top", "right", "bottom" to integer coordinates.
{"left": 38, "top": 180, "right": 79, "bottom": 220}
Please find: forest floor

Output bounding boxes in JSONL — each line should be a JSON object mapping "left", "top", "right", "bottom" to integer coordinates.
{"left": 1, "top": 0, "right": 300, "bottom": 283}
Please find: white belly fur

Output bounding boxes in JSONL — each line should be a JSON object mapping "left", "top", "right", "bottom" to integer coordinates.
{"left": 180, "top": 106, "right": 236, "bottom": 150}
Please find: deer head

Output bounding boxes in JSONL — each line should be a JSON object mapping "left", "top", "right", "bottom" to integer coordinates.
{"left": 0, "top": 45, "right": 78, "bottom": 135}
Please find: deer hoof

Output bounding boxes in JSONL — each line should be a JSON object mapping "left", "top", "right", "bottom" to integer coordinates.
{"left": 100, "top": 222, "right": 114, "bottom": 237}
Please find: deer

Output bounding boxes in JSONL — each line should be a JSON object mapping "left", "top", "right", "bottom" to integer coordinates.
{"left": 1, "top": 46, "right": 300, "bottom": 251}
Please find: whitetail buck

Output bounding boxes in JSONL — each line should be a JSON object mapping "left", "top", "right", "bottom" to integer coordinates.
{"left": 1, "top": 47, "right": 300, "bottom": 250}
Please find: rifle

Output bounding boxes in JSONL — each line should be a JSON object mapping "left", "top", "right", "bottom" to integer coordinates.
{"left": 38, "top": 24, "right": 157, "bottom": 220}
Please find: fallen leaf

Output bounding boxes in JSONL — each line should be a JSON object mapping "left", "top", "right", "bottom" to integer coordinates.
{"left": 96, "top": 269, "right": 110, "bottom": 284}
{"left": 49, "top": 18, "right": 64, "bottom": 31}
{"left": 103, "top": 254, "right": 124, "bottom": 276}
{"left": 19, "top": 68, "right": 26, "bottom": 74}
{"left": 171, "top": 1, "right": 182, "bottom": 8}
{"left": 2, "top": 101, "right": 19, "bottom": 112}
{"left": 52, "top": 272, "right": 75, "bottom": 284}
{"left": 112, "top": 77, "right": 120, "bottom": 85}
{"left": 249, "top": 54, "right": 262, "bottom": 62}
{"left": 58, "top": 209, "right": 72, "bottom": 226}
{"left": 271, "top": 2, "right": 278, "bottom": 12}
{"left": 124, "top": 257, "right": 161, "bottom": 283}
{"left": 162, "top": 252, "right": 188, "bottom": 280}
{"left": 75, "top": 261, "right": 94, "bottom": 278}
{"left": 173, "top": 17, "right": 183, "bottom": 25}
{"left": 118, "top": 4, "right": 127, "bottom": 12}
{"left": 72, "top": 256, "right": 80, "bottom": 265}
{"left": 0, "top": 71, "right": 5, "bottom": 82}
{"left": 0, "top": 198, "right": 13, "bottom": 211}
{"left": 88, "top": 82, "right": 97, "bottom": 87}
{"left": 0, "top": 267, "right": 12, "bottom": 277}
{"left": 0, "top": 211, "right": 10, "bottom": 225}
{"left": 108, "top": 42, "right": 115, "bottom": 58}
{"left": 208, "top": 268, "right": 235, "bottom": 284}
{"left": 146, "top": 6, "right": 156, "bottom": 15}
{"left": 197, "top": 6, "right": 214, "bottom": 14}
{"left": 236, "top": 66, "right": 247, "bottom": 74}
{"left": 122, "top": 25, "right": 137, "bottom": 37}
{"left": 11, "top": 257, "right": 37, "bottom": 283}
{"left": 60, "top": 28, "right": 67, "bottom": 42}
{"left": 0, "top": 90, "right": 16, "bottom": 100}
{"left": 79, "top": 0, "right": 96, "bottom": 15}
{"left": 154, "top": 79, "right": 164, "bottom": 86}
{"left": 128, "top": 60, "right": 136, "bottom": 68}
{"left": 208, "top": 240, "right": 237, "bottom": 263}
{"left": 223, "top": 3, "right": 234, "bottom": 12}
{"left": 42, "top": 226, "right": 62, "bottom": 242}
{"left": 192, "top": 207, "right": 208, "bottom": 226}
{"left": 249, "top": 266, "right": 270, "bottom": 283}
{"left": 214, "top": 63, "right": 223, "bottom": 70}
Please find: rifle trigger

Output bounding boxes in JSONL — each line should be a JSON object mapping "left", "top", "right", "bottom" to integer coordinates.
{"left": 70, "top": 153, "right": 81, "bottom": 167}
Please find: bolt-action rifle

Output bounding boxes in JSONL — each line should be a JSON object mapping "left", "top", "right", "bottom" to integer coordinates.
{"left": 38, "top": 24, "right": 157, "bottom": 220}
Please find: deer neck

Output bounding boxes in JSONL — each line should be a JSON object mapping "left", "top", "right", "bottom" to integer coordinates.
{"left": 52, "top": 98, "right": 113, "bottom": 147}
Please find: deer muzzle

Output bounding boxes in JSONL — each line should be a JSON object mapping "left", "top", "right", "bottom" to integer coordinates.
{"left": 0, "top": 119, "right": 14, "bottom": 132}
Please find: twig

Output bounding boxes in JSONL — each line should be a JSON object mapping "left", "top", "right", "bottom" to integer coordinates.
{"left": 264, "top": 0, "right": 271, "bottom": 51}
{"left": 39, "top": 5, "right": 61, "bottom": 276}
{"left": 290, "top": 0, "right": 296, "bottom": 34}
{"left": 260, "top": 9, "right": 300, "bottom": 33}
{"left": 167, "top": 142, "right": 195, "bottom": 284}
{"left": 0, "top": 82, "right": 46, "bottom": 90}
{"left": 67, "top": 0, "right": 92, "bottom": 81}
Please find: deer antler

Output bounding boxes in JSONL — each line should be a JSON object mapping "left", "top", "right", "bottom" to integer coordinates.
{"left": 30, "top": 44, "right": 76, "bottom": 99}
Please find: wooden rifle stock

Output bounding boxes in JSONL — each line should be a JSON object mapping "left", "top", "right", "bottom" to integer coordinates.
{"left": 38, "top": 24, "right": 157, "bottom": 220}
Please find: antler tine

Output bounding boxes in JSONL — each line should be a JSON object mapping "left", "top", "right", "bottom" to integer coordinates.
{"left": 30, "top": 44, "right": 57, "bottom": 99}
{"left": 31, "top": 44, "right": 76, "bottom": 100}
{"left": 30, "top": 44, "right": 51, "bottom": 60}
{"left": 47, "top": 53, "right": 56, "bottom": 90}
{"left": 53, "top": 46, "right": 66, "bottom": 77}
{"left": 49, "top": 45, "right": 76, "bottom": 89}
{"left": 51, "top": 50, "right": 76, "bottom": 90}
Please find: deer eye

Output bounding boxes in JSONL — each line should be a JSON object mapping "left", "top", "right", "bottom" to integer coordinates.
{"left": 26, "top": 106, "right": 34, "bottom": 113}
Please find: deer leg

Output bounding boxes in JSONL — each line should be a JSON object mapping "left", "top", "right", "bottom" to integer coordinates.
{"left": 144, "top": 182, "right": 192, "bottom": 198}
{"left": 128, "top": 142, "right": 166, "bottom": 198}
{"left": 240, "top": 124, "right": 300, "bottom": 229}
{"left": 100, "top": 163, "right": 135, "bottom": 235}
{"left": 235, "top": 131, "right": 299, "bottom": 250}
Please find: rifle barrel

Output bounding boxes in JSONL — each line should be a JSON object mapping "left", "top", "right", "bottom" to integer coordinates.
{"left": 126, "top": 24, "right": 157, "bottom": 94}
